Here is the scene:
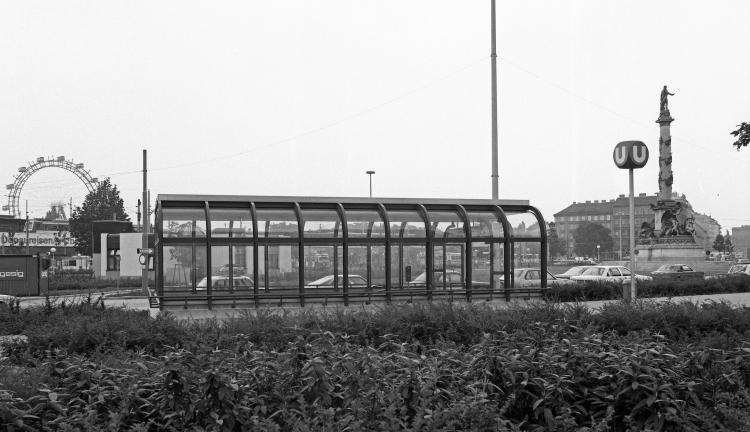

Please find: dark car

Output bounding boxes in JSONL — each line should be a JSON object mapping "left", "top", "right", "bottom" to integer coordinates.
{"left": 554, "top": 266, "right": 589, "bottom": 280}
{"left": 650, "top": 264, "right": 704, "bottom": 280}
{"left": 408, "top": 271, "right": 490, "bottom": 290}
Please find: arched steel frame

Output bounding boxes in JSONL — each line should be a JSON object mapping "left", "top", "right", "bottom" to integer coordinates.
{"left": 154, "top": 195, "right": 547, "bottom": 310}
{"left": 4, "top": 157, "right": 98, "bottom": 218}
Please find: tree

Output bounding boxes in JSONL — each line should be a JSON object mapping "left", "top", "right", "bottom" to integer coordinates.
{"left": 731, "top": 122, "right": 750, "bottom": 151}
{"left": 724, "top": 230, "right": 734, "bottom": 253}
{"left": 712, "top": 233, "right": 725, "bottom": 252}
{"left": 572, "top": 221, "right": 614, "bottom": 257}
{"left": 546, "top": 222, "right": 566, "bottom": 258}
{"left": 69, "top": 178, "right": 130, "bottom": 256}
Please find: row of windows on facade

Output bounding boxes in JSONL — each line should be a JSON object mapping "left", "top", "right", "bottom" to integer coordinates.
{"left": 557, "top": 210, "right": 651, "bottom": 223}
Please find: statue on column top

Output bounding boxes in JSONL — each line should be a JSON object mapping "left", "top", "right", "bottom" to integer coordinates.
{"left": 660, "top": 85, "right": 674, "bottom": 113}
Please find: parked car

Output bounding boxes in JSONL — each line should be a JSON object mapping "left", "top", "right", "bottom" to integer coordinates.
{"left": 305, "top": 274, "right": 378, "bottom": 291}
{"left": 728, "top": 264, "right": 750, "bottom": 276}
{"left": 571, "top": 266, "right": 652, "bottom": 284}
{"left": 650, "top": 264, "right": 704, "bottom": 280}
{"left": 196, "top": 276, "right": 254, "bottom": 290}
{"left": 706, "top": 264, "right": 750, "bottom": 280}
{"left": 554, "top": 266, "right": 589, "bottom": 280}
{"left": 0, "top": 294, "right": 18, "bottom": 307}
{"left": 407, "top": 270, "right": 490, "bottom": 290}
{"left": 217, "top": 264, "right": 247, "bottom": 276}
{"left": 498, "top": 268, "right": 577, "bottom": 288}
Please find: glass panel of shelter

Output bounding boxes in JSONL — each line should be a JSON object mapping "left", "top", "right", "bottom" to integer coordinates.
{"left": 386, "top": 209, "right": 427, "bottom": 290}
{"left": 162, "top": 207, "right": 207, "bottom": 238}
{"left": 210, "top": 245, "right": 255, "bottom": 292}
{"left": 299, "top": 209, "right": 344, "bottom": 292}
{"left": 255, "top": 208, "right": 300, "bottom": 292}
{"left": 344, "top": 209, "right": 386, "bottom": 290}
{"left": 256, "top": 208, "right": 299, "bottom": 238}
{"left": 304, "top": 245, "right": 344, "bottom": 292}
{"left": 429, "top": 210, "right": 467, "bottom": 291}
{"left": 466, "top": 210, "right": 506, "bottom": 291}
{"left": 345, "top": 210, "right": 386, "bottom": 238}
{"left": 505, "top": 209, "right": 545, "bottom": 288}
{"left": 209, "top": 208, "right": 253, "bottom": 238}
{"left": 301, "top": 209, "right": 341, "bottom": 238}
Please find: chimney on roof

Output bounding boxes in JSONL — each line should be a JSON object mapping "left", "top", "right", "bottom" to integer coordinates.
{"left": 594, "top": 200, "right": 598, "bottom": 203}
{"left": 610, "top": 199, "right": 615, "bottom": 202}
{"left": 619, "top": 194, "right": 625, "bottom": 198}
{"left": 585, "top": 200, "right": 591, "bottom": 203}
{"left": 572, "top": 201, "right": 576, "bottom": 204}
{"left": 639, "top": 193, "right": 646, "bottom": 197}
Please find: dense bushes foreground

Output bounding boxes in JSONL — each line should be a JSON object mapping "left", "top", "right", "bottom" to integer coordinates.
{"left": 547, "top": 275, "right": 750, "bottom": 302}
{"left": 3, "top": 299, "right": 750, "bottom": 430}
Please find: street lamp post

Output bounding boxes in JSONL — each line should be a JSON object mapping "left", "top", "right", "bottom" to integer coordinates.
{"left": 366, "top": 171, "right": 375, "bottom": 198}
{"left": 116, "top": 254, "right": 121, "bottom": 291}
{"left": 50, "top": 248, "right": 57, "bottom": 273}
{"left": 619, "top": 212, "right": 623, "bottom": 260}
{"left": 597, "top": 245, "right": 600, "bottom": 263}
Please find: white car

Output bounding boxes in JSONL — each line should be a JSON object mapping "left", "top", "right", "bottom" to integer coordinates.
{"left": 499, "top": 268, "right": 577, "bottom": 288}
{"left": 728, "top": 264, "right": 750, "bottom": 276}
{"left": 407, "top": 271, "right": 491, "bottom": 290}
{"left": 196, "top": 276, "right": 254, "bottom": 290}
{"left": 571, "top": 266, "right": 652, "bottom": 284}
{"left": 305, "top": 274, "right": 373, "bottom": 290}
{"left": 0, "top": 294, "right": 18, "bottom": 307}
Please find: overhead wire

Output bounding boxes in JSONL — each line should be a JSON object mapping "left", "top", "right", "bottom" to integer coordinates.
{"left": 495, "top": 55, "right": 750, "bottom": 165}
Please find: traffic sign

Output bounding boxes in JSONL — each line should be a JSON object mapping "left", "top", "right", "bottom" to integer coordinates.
{"left": 137, "top": 248, "right": 154, "bottom": 254}
{"left": 613, "top": 141, "right": 649, "bottom": 169}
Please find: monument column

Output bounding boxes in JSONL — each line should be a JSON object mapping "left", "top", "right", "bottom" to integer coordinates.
{"left": 637, "top": 86, "right": 703, "bottom": 262}
{"left": 654, "top": 110, "right": 674, "bottom": 232}
{"left": 653, "top": 85, "right": 675, "bottom": 233}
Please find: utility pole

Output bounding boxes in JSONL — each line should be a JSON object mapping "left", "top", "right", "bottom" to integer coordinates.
{"left": 490, "top": 0, "right": 499, "bottom": 200}
{"left": 619, "top": 211, "right": 623, "bottom": 260}
{"left": 142, "top": 150, "right": 149, "bottom": 296}
{"left": 137, "top": 199, "right": 141, "bottom": 232}
{"left": 25, "top": 201, "right": 29, "bottom": 254}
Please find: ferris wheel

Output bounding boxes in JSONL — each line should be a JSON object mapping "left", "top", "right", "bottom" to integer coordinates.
{"left": 3, "top": 156, "right": 98, "bottom": 219}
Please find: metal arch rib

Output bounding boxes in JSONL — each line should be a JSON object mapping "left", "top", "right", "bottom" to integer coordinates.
{"left": 5, "top": 158, "right": 99, "bottom": 219}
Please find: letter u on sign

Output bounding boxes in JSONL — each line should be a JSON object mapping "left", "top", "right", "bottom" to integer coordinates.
{"left": 613, "top": 141, "right": 649, "bottom": 169}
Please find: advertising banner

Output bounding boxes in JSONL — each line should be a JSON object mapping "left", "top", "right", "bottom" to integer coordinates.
{"left": 0, "top": 231, "right": 71, "bottom": 248}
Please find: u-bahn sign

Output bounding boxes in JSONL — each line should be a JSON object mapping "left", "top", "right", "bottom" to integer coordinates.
{"left": 613, "top": 141, "right": 649, "bottom": 169}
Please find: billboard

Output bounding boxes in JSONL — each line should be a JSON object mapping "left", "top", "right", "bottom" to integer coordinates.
{"left": 1, "top": 231, "right": 72, "bottom": 248}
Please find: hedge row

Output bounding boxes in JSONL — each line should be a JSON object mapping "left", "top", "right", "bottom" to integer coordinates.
{"left": 3, "top": 320, "right": 750, "bottom": 430}
{"left": 4, "top": 299, "right": 750, "bottom": 430}
{"left": 4, "top": 298, "right": 750, "bottom": 355}
{"left": 547, "top": 275, "right": 750, "bottom": 302}
{"left": 49, "top": 274, "right": 154, "bottom": 291}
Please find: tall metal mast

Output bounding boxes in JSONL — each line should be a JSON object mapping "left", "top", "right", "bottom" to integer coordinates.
{"left": 491, "top": 0, "right": 499, "bottom": 200}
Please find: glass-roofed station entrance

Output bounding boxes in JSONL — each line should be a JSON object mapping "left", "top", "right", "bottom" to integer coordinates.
{"left": 152, "top": 195, "right": 547, "bottom": 310}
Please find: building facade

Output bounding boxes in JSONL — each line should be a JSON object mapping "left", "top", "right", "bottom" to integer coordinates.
{"left": 732, "top": 225, "right": 750, "bottom": 259}
{"left": 553, "top": 192, "right": 720, "bottom": 258}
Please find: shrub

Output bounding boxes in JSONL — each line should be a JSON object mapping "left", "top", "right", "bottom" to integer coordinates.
{"left": 546, "top": 275, "right": 750, "bottom": 302}
{"left": 49, "top": 275, "right": 154, "bottom": 291}
{"left": 4, "top": 328, "right": 750, "bottom": 430}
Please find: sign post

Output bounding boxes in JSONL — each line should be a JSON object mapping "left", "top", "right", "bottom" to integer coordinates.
{"left": 613, "top": 141, "right": 649, "bottom": 301}
{"left": 142, "top": 150, "right": 149, "bottom": 296}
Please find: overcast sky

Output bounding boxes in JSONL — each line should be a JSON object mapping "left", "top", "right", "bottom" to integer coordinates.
{"left": 1, "top": 1, "right": 748, "bottom": 232}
